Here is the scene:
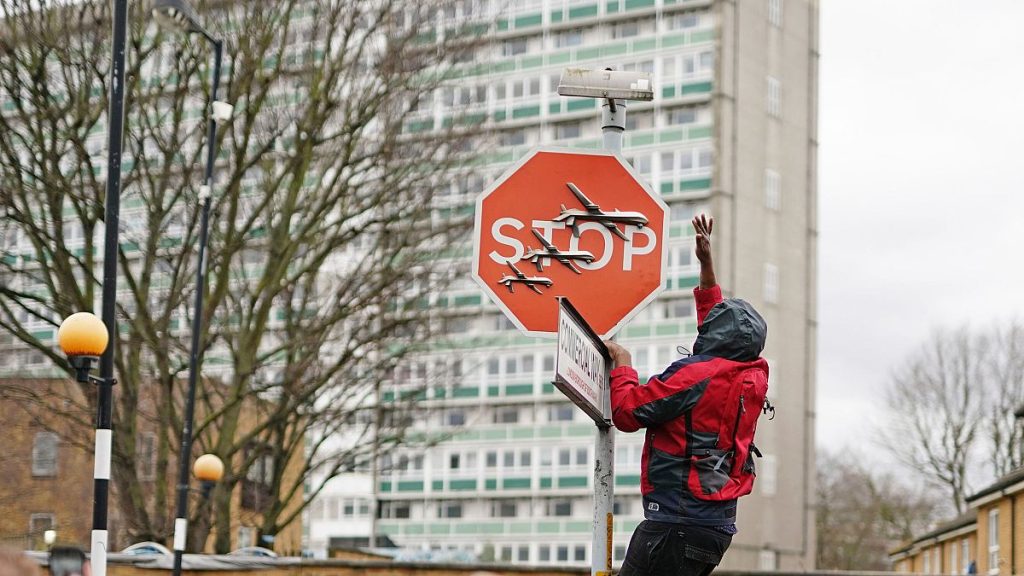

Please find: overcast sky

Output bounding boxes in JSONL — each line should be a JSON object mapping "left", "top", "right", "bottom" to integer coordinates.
{"left": 817, "top": 1, "right": 1024, "bottom": 450}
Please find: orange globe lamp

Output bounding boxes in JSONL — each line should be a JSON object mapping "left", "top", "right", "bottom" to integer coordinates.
{"left": 193, "top": 454, "right": 224, "bottom": 483}
{"left": 58, "top": 312, "right": 109, "bottom": 382}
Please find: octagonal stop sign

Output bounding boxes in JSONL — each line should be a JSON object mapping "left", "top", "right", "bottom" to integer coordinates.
{"left": 472, "top": 146, "right": 669, "bottom": 338}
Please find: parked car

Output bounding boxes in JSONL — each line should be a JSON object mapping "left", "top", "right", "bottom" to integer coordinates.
{"left": 120, "top": 542, "right": 172, "bottom": 556}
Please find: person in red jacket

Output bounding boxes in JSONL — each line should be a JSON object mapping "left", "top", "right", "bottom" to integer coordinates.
{"left": 605, "top": 215, "right": 769, "bottom": 576}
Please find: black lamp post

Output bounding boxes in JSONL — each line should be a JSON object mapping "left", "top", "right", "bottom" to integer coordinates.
{"left": 151, "top": 1, "right": 230, "bottom": 574}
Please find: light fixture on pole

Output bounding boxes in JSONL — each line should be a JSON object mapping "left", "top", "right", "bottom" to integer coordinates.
{"left": 57, "top": 312, "right": 112, "bottom": 576}
{"left": 555, "top": 66, "right": 653, "bottom": 576}
{"left": 193, "top": 453, "right": 224, "bottom": 499}
{"left": 152, "top": 1, "right": 232, "bottom": 574}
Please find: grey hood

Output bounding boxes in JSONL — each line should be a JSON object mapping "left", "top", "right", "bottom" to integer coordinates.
{"left": 692, "top": 298, "right": 767, "bottom": 362}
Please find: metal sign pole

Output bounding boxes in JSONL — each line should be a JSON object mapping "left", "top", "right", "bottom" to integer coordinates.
{"left": 591, "top": 96, "right": 625, "bottom": 576}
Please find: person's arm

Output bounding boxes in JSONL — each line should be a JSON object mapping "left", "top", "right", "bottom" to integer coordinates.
{"left": 692, "top": 214, "right": 716, "bottom": 289}
{"left": 603, "top": 340, "right": 715, "bottom": 432}
{"left": 691, "top": 214, "right": 722, "bottom": 325}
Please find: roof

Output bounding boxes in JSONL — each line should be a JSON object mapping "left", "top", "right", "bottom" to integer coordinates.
{"left": 888, "top": 512, "right": 976, "bottom": 558}
{"left": 967, "top": 466, "right": 1024, "bottom": 504}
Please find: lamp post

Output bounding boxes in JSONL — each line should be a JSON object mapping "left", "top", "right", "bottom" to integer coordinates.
{"left": 57, "top": 312, "right": 112, "bottom": 576}
{"left": 151, "top": 1, "right": 232, "bottom": 574}
{"left": 192, "top": 453, "right": 224, "bottom": 555}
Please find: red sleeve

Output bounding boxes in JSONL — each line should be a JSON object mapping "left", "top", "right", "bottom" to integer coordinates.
{"left": 609, "top": 360, "right": 715, "bottom": 432}
{"left": 694, "top": 284, "right": 723, "bottom": 326}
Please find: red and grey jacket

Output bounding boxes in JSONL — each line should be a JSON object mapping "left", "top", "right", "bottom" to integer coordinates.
{"left": 610, "top": 285, "right": 769, "bottom": 526}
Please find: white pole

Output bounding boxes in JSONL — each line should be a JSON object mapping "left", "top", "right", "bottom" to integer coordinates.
{"left": 591, "top": 96, "right": 625, "bottom": 576}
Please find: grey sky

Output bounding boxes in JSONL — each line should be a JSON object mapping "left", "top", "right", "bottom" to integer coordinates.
{"left": 818, "top": 1, "right": 1024, "bottom": 449}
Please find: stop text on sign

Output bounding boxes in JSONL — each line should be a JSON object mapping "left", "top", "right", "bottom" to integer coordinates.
{"left": 488, "top": 218, "right": 657, "bottom": 272}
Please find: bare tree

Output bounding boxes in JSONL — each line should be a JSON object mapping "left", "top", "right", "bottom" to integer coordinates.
{"left": 877, "top": 329, "right": 986, "bottom": 514}
{"left": 816, "top": 449, "right": 942, "bottom": 571}
{"left": 1, "top": 0, "right": 483, "bottom": 551}
{"left": 983, "top": 321, "right": 1024, "bottom": 477}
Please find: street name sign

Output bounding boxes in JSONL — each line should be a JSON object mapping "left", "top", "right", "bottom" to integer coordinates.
{"left": 554, "top": 297, "right": 611, "bottom": 425}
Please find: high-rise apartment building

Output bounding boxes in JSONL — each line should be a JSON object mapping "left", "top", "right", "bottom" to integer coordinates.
{"left": 310, "top": 0, "right": 818, "bottom": 569}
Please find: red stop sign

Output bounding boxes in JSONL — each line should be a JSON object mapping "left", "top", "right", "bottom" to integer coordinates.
{"left": 472, "top": 147, "right": 668, "bottom": 338}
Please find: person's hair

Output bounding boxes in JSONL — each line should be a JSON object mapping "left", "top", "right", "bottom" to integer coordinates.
{"left": 0, "top": 548, "right": 42, "bottom": 576}
{"left": 49, "top": 546, "right": 87, "bottom": 576}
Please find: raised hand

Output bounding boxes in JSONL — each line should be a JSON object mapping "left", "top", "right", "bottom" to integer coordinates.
{"left": 692, "top": 214, "right": 714, "bottom": 264}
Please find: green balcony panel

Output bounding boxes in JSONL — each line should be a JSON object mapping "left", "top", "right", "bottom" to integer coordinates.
{"left": 688, "top": 125, "right": 713, "bottom": 140}
{"left": 493, "top": 60, "right": 516, "bottom": 74}
{"left": 379, "top": 481, "right": 392, "bottom": 492}
{"left": 482, "top": 428, "right": 505, "bottom": 440}
{"left": 551, "top": 10, "right": 563, "bottom": 22}
{"left": 629, "top": 132, "right": 655, "bottom": 147}
{"left": 429, "top": 523, "right": 451, "bottom": 535}
{"left": 549, "top": 102, "right": 562, "bottom": 115}
{"left": 537, "top": 521, "right": 561, "bottom": 533}
{"left": 569, "top": 4, "right": 599, "bottom": 19}
{"left": 540, "top": 477, "right": 553, "bottom": 488}
{"left": 548, "top": 51, "right": 571, "bottom": 65}
{"left": 624, "top": 325, "right": 651, "bottom": 339}
{"left": 511, "top": 428, "right": 535, "bottom": 439}
{"left": 616, "top": 474, "right": 642, "bottom": 486}
{"left": 655, "top": 323, "right": 681, "bottom": 336}
{"left": 677, "top": 275, "right": 699, "bottom": 289}
{"left": 659, "top": 129, "right": 685, "bottom": 143}
{"left": 381, "top": 391, "right": 396, "bottom": 402}
{"left": 679, "top": 177, "right": 712, "bottom": 191}
{"left": 568, "top": 424, "right": 593, "bottom": 436}
{"left": 542, "top": 382, "right": 556, "bottom": 394}
{"left": 660, "top": 181, "right": 675, "bottom": 195}
{"left": 397, "top": 480, "right": 424, "bottom": 492}
{"left": 379, "top": 522, "right": 400, "bottom": 535}
{"left": 453, "top": 430, "right": 480, "bottom": 441}
{"left": 450, "top": 479, "right": 477, "bottom": 491}
{"left": 506, "top": 383, "right": 533, "bottom": 395}
{"left": 662, "top": 85, "right": 677, "bottom": 99}
{"left": 522, "top": 55, "right": 544, "bottom": 69}
{"left": 512, "top": 105, "right": 541, "bottom": 119}
{"left": 690, "top": 29, "right": 714, "bottom": 43}
{"left": 497, "top": 19, "right": 509, "bottom": 31}
{"left": 681, "top": 81, "right": 713, "bottom": 94}
{"left": 488, "top": 385, "right": 501, "bottom": 397}
{"left": 406, "top": 524, "right": 425, "bottom": 535}
{"left": 566, "top": 521, "right": 591, "bottom": 533}
{"left": 515, "top": 13, "right": 543, "bottom": 28}
{"left": 452, "top": 386, "right": 479, "bottom": 398}
{"left": 539, "top": 425, "right": 563, "bottom": 438}
{"left": 662, "top": 33, "right": 687, "bottom": 48}
{"left": 485, "top": 479, "right": 498, "bottom": 490}
{"left": 510, "top": 522, "right": 532, "bottom": 534}
{"left": 607, "top": 1, "right": 620, "bottom": 14}
{"left": 454, "top": 294, "right": 481, "bottom": 306}
{"left": 558, "top": 476, "right": 588, "bottom": 488}
{"left": 493, "top": 110, "right": 507, "bottom": 122}
{"left": 626, "top": 0, "right": 656, "bottom": 11}
{"left": 433, "top": 386, "right": 447, "bottom": 399}
{"left": 503, "top": 477, "right": 531, "bottom": 489}
{"left": 575, "top": 46, "right": 602, "bottom": 61}
{"left": 30, "top": 329, "right": 54, "bottom": 341}
{"left": 567, "top": 98, "right": 596, "bottom": 112}
{"left": 432, "top": 480, "right": 444, "bottom": 490}
{"left": 601, "top": 43, "right": 629, "bottom": 57}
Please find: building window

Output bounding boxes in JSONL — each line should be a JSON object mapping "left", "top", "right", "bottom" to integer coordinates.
{"left": 557, "top": 546, "right": 569, "bottom": 562}
{"left": 494, "top": 406, "right": 519, "bottom": 424}
{"left": 503, "top": 38, "right": 528, "bottom": 56}
{"left": 549, "top": 499, "right": 572, "bottom": 517}
{"left": 517, "top": 545, "right": 529, "bottom": 562}
{"left": 241, "top": 444, "right": 275, "bottom": 512}
{"left": 574, "top": 545, "right": 586, "bottom": 562}
{"left": 763, "top": 263, "right": 779, "bottom": 304}
{"left": 555, "top": 121, "right": 582, "bottom": 140}
{"left": 988, "top": 509, "right": 999, "bottom": 574}
{"left": 438, "top": 501, "right": 462, "bottom": 519}
{"left": 924, "top": 548, "right": 931, "bottom": 574}
{"left": 759, "top": 549, "right": 778, "bottom": 570}
{"left": 445, "top": 409, "right": 466, "bottom": 426}
{"left": 555, "top": 29, "right": 584, "bottom": 48}
{"left": 29, "top": 513, "right": 55, "bottom": 538}
{"left": 486, "top": 450, "right": 498, "bottom": 467}
{"left": 963, "top": 538, "right": 971, "bottom": 573}
{"left": 768, "top": 0, "right": 783, "bottom": 27}
{"left": 764, "top": 169, "right": 781, "bottom": 211}
{"left": 549, "top": 404, "right": 574, "bottom": 422}
{"left": 767, "top": 76, "right": 781, "bottom": 118}
{"left": 32, "top": 432, "right": 58, "bottom": 477}
{"left": 759, "top": 454, "right": 778, "bottom": 496}
{"left": 667, "top": 108, "right": 696, "bottom": 125}
{"left": 493, "top": 501, "right": 517, "bottom": 518}
{"left": 539, "top": 546, "right": 551, "bottom": 562}
{"left": 615, "top": 545, "right": 627, "bottom": 561}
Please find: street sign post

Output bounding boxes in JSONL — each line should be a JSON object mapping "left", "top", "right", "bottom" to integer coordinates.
{"left": 554, "top": 298, "right": 610, "bottom": 425}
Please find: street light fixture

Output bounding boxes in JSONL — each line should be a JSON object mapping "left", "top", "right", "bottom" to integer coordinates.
{"left": 57, "top": 312, "right": 114, "bottom": 576}
{"left": 193, "top": 453, "right": 224, "bottom": 498}
{"left": 152, "top": 1, "right": 232, "bottom": 574}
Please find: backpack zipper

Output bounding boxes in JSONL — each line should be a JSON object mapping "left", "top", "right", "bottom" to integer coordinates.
{"left": 731, "top": 394, "right": 745, "bottom": 448}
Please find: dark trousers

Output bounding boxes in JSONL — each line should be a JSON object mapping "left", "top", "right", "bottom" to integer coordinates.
{"left": 618, "top": 520, "right": 732, "bottom": 576}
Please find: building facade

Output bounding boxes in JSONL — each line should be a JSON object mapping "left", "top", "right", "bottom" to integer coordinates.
{"left": 311, "top": 0, "right": 818, "bottom": 569}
